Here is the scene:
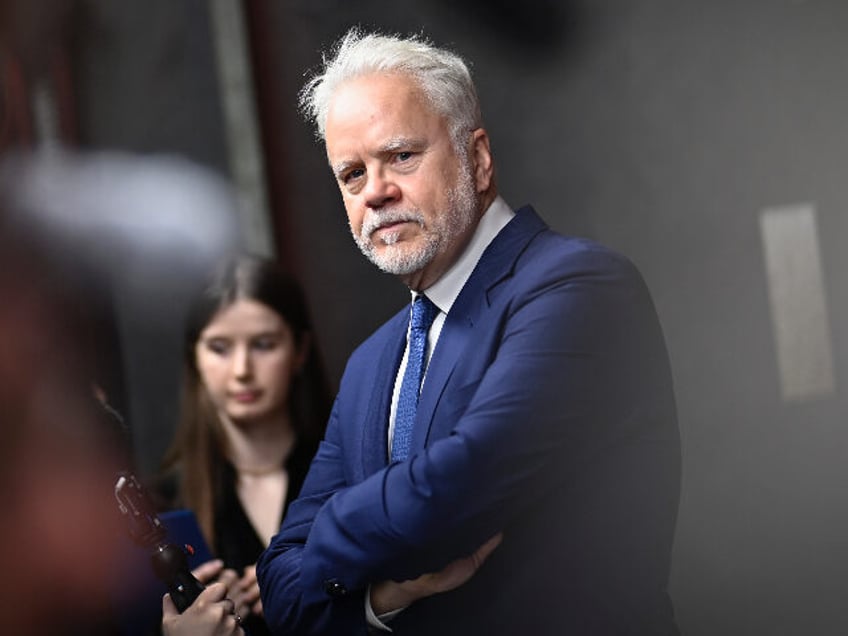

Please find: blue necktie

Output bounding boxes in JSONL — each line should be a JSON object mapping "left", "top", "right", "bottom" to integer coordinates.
{"left": 392, "top": 294, "right": 439, "bottom": 462}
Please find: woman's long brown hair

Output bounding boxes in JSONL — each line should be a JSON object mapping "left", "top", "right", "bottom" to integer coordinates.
{"left": 158, "top": 255, "right": 332, "bottom": 547}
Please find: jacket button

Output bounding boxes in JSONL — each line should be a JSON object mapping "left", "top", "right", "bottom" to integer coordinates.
{"left": 323, "top": 578, "right": 348, "bottom": 597}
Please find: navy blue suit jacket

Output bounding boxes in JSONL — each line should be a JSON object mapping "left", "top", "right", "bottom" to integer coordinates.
{"left": 258, "top": 206, "right": 681, "bottom": 635}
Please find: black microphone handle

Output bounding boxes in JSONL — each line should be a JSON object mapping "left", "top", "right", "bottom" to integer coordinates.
{"left": 151, "top": 543, "right": 205, "bottom": 613}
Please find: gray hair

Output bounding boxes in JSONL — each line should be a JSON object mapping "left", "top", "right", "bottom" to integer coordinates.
{"left": 299, "top": 28, "right": 483, "bottom": 150}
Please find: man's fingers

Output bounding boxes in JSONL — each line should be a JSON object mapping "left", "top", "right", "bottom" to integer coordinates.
{"left": 473, "top": 532, "right": 503, "bottom": 568}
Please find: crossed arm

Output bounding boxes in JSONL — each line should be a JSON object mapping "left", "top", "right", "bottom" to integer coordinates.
{"left": 257, "top": 250, "right": 664, "bottom": 633}
{"left": 369, "top": 532, "right": 503, "bottom": 616}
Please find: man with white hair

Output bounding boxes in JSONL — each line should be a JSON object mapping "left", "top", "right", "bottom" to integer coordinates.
{"left": 258, "top": 28, "right": 681, "bottom": 635}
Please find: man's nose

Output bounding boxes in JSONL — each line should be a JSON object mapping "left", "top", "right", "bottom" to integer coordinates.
{"left": 363, "top": 169, "right": 400, "bottom": 209}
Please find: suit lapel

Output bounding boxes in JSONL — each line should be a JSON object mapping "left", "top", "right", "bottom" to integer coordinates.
{"left": 412, "top": 206, "right": 548, "bottom": 451}
{"left": 360, "top": 316, "right": 407, "bottom": 477}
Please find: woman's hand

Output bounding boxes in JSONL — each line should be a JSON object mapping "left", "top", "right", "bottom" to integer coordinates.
{"left": 162, "top": 581, "right": 244, "bottom": 636}
{"left": 191, "top": 559, "right": 251, "bottom": 620}
{"left": 237, "top": 564, "right": 263, "bottom": 617}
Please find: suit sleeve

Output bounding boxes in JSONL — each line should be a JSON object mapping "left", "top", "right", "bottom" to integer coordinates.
{"left": 257, "top": 397, "right": 370, "bottom": 635}
{"left": 258, "top": 243, "right": 678, "bottom": 633}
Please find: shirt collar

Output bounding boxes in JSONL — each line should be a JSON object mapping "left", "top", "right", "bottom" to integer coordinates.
{"left": 413, "top": 195, "right": 515, "bottom": 313}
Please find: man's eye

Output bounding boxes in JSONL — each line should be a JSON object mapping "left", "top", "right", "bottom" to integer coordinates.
{"left": 342, "top": 168, "right": 365, "bottom": 184}
{"left": 396, "top": 151, "right": 413, "bottom": 162}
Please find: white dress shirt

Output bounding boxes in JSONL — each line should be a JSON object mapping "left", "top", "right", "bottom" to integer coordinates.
{"left": 368, "top": 196, "right": 515, "bottom": 631}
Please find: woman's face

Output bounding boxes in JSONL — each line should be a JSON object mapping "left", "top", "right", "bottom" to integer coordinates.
{"left": 194, "top": 299, "right": 306, "bottom": 425}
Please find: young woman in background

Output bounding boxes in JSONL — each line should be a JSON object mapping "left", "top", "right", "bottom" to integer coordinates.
{"left": 157, "top": 255, "right": 332, "bottom": 636}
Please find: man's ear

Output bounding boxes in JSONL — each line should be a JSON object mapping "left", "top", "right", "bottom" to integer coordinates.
{"left": 470, "top": 128, "right": 494, "bottom": 193}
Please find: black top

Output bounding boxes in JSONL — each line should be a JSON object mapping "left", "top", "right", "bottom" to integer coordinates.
{"left": 213, "top": 446, "right": 310, "bottom": 571}
{"left": 156, "top": 436, "right": 319, "bottom": 636}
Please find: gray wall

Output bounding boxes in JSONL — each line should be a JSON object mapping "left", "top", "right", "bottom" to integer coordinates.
{"left": 73, "top": 1, "right": 848, "bottom": 634}
{"left": 72, "top": 0, "right": 233, "bottom": 477}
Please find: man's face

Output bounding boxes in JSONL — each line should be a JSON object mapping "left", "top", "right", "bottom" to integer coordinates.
{"left": 324, "top": 72, "right": 483, "bottom": 290}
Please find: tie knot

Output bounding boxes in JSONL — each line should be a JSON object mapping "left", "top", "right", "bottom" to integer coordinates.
{"left": 410, "top": 294, "right": 439, "bottom": 332}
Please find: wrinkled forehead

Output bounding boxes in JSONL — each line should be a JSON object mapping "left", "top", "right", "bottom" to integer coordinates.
{"left": 331, "top": 71, "right": 432, "bottom": 113}
{"left": 325, "top": 73, "right": 448, "bottom": 155}
{"left": 327, "top": 71, "right": 441, "bottom": 125}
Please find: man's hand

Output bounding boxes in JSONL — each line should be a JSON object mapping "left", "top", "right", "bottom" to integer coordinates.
{"left": 370, "top": 532, "right": 503, "bottom": 616}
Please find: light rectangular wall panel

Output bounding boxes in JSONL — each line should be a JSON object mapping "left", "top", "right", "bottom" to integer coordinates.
{"left": 760, "top": 203, "right": 835, "bottom": 402}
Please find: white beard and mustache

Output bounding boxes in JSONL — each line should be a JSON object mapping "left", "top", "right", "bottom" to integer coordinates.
{"left": 349, "top": 157, "right": 479, "bottom": 276}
